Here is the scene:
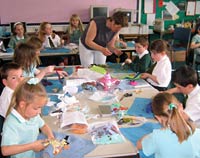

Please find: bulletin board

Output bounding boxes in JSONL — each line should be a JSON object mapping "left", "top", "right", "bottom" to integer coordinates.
{"left": 140, "top": 0, "right": 200, "bottom": 29}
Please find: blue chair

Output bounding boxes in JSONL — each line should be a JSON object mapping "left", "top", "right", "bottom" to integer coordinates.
{"left": 170, "top": 27, "right": 191, "bottom": 68}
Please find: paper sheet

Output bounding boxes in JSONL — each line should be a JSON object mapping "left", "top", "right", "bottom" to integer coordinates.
{"left": 165, "top": 1, "right": 179, "bottom": 16}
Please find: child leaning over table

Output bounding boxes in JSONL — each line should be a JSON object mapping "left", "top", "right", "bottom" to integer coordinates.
{"left": 8, "top": 22, "right": 29, "bottom": 49}
{"left": 137, "top": 92, "right": 200, "bottom": 158}
{"left": 140, "top": 39, "right": 171, "bottom": 91}
{"left": 13, "top": 43, "right": 54, "bottom": 81}
{"left": 124, "top": 36, "right": 152, "bottom": 73}
{"left": 165, "top": 65, "right": 200, "bottom": 127}
{"left": 26, "top": 36, "right": 68, "bottom": 78}
{"left": 1, "top": 78, "right": 55, "bottom": 158}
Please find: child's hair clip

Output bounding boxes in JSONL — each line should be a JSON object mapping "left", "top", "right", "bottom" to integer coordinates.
{"left": 168, "top": 103, "right": 177, "bottom": 110}
{"left": 27, "top": 77, "right": 39, "bottom": 85}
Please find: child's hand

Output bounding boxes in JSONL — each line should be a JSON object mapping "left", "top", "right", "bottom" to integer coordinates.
{"left": 57, "top": 71, "right": 68, "bottom": 78}
{"left": 140, "top": 73, "right": 149, "bottom": 79}
{"left": 45, "top": 66, "right": 55, "bottom": 74}
{"left": 125, "top": 58, "right": 132, "bottom": 64}
{"left": 32, "top": 139, "right": 49, "bottom": 152}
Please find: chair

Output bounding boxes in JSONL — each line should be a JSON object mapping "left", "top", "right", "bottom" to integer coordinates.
{"left": 169, "top": 27, "right": 191, "bottom": 68}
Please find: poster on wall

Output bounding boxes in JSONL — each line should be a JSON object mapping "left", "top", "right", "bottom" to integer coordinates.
{"left": 186, "top": 1, "right": 196, "bottom": 16}
{"left": 195, "top": 1, "right": 200, "bottom": 14}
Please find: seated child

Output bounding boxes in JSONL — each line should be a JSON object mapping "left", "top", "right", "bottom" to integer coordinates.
{"left": 26, "top": 36, "right": 68, "bottom": 78}
{"left": 124, "top": 36, "right": 152, "bottom": 73}
{"left": 0, "top": 62, "right": 23, "bottom": 118}
{"left": 65, "top": 14, "right": 84, "bottom": 45}
{"left": 38, "top": 22, "right": 64, "bottom": 66}
{"left": 1, "top": 78, "right": 55, "bottom": 157}
{"left": 137, "top": 92, "right": 200, "bottom": 158}
{"left": 8, "top": 22, "right": 29, "bottom": 49}
{"left": 166, "top": 65, "right": 200, "bottom": 127}
{"left": 140, "top": 39, "right": 171, "bottom": 91}
{"left": 13, "top": 43, "right": 55, "bottom": 80}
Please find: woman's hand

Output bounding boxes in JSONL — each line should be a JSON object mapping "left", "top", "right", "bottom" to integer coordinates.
{"left": 101, "top": 47, "right": 112, "bottom": 56}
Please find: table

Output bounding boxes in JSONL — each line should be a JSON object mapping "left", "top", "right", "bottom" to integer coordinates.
{"left": 42, "top": 65, "right": 159, "bottom": 158}
{"left": 0, "top": 47, "right": 78, "bottom": 61}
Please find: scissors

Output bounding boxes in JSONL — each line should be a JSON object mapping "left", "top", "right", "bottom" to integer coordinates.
{"left": 119, "top": 93, "right": 132, "bottom": 101}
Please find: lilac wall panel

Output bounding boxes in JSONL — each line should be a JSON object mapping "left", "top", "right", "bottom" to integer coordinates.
{"left": 0, "top": 0, "right": 137, "bottom": 24}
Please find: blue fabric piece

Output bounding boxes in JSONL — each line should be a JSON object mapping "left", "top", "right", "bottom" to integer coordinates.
{"left": 44, "top": 80, "right": 63, "bottom": 94}
{"left": 36, "top": 132, "right": 96, "bottom": 158}
{"left": 41, "top": 48, "right": 71, "bottom": 53}
{"left": 49, "top": 95, "right": 60, "bottom": 103}
{"left": 127, "top": 97, "right": 154, "bottom": 118}
{"left": 120, "top": 122, "right": 161, "bottom": 158}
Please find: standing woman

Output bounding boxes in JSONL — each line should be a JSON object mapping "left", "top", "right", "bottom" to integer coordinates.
{"left": 79, "top": 11, "right": 128, "bottom": 67}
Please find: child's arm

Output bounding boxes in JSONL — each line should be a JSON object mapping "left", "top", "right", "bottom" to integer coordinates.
{"left": 1, "top": 140, "right": 48, "bottom": 156}
{"left": 165, "top": 87, "right": 180, "bottom": 94}
{"left": 35, "top": 66, "right": 55, "bottom": 81}
{"left": 40, "top": 124, "right": 55, "bottom": 140}
{"left": 140, "top": 73, "right": 159, "bottom": 84}
{"left": 136, "top": 134, "right": 149, "bottom": 150}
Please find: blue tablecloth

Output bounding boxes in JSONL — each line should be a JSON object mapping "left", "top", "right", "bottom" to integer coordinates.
{"left": 41, "top": 48, "right": 71, "bottom": 54}
{"left": 120, "top": 122, "right": 161, "bottom": 158}
{"left": 36, "top": 132, "right": 96, "bottom": 158}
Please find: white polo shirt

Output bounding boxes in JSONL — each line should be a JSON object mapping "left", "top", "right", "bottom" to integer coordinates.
{"left": 147, "top": 55, "right": 171, "bottom": 88}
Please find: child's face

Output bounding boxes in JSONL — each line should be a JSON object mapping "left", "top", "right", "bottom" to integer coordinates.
{"left": 135, "top": 43, "right": 147, "bottom": 54}
{"left": 22, "top": 96, "right": 47, "bottom": 119}
{"left": 173, "top": 83, "right": 191, "bottom": 95}
{"left": 151, "top": 51, "right": 163, "bottom": 62}
{"left": 71, "top": 18, "right": 79, "bottom": 28}
{"left": 3, "top": 68, "right": 23, "bottom": 90}
{"left": 44, "top": 24, "right": 52, "bottom": 35}
{"left": 15, "top": 24, "right": 24, "bottom": 37}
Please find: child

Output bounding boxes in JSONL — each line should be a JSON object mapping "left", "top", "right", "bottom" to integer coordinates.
{"left": 166, "top": 65, "right": 200, "bottom": 127}
{"left": 65, "top": 14, "right": 84, "bottom": 45}
{"left": 0, "top": 62, "right": 23, "bottom": 118}
{"left": 1, "top": 78, "right": 54, "bottom": 157}
{"left": 26, "top": 36, "right": 68, "bottom": 77}
{"left": 124, "top": 36, "right": 152, "bottom": 73}
{"left": 8, "top": 22, "right": 29, "bottom": 49}
{"left": 13, "top": 43, "right": 55, "bottom": 80}
{"left": 140, "top": 39, "right": 171, "bottom": 91}
{"left": 38, "top": 22, "right": 63, "bottom": 48}
{"left": 137, "top": 92, "right": 200, "bottom": 158}
{"left": 38, "top": 22, "right": 65, "bottom": 66}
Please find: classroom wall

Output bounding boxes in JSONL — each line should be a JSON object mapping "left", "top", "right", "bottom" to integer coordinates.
{"left": 0, "top": 0, "right": 138, "bottom": 24}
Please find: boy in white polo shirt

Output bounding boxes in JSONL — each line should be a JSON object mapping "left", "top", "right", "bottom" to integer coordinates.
{"left": 166, "top": 65, "right": 200, "bottom": 127}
